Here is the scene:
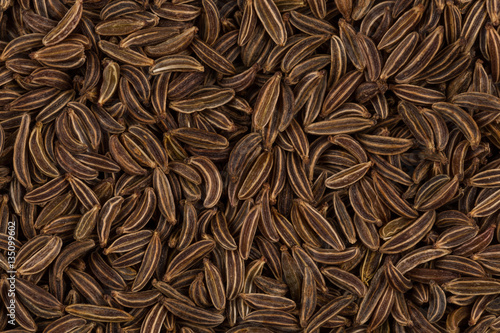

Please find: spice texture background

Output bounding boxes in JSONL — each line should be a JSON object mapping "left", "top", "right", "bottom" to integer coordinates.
{"left": 2, "top": 0, "right": 500, "bottom": 332}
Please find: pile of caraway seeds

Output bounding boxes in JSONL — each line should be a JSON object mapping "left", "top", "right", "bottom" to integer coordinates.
{"left": 3, "top": 0, "right": 500, "bottom": 332}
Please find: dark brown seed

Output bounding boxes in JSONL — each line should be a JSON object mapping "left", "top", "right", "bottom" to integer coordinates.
{"left": 65, "top": 304, "right": 133, "bottom": 322}
{"left": 161, "top": 297, "right": 225, "bottom": 326}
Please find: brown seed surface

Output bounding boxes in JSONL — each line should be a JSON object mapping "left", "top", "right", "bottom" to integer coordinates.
{"left": 2, "top": 1, "right": 500, "bottom": 332}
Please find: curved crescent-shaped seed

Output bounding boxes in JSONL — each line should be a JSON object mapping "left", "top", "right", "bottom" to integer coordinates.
{"left": 43, "top": 0, "right": 83, "bottom": 46}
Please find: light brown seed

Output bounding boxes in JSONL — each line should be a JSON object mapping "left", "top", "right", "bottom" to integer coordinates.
{"left": 150, "top": 55, "right": 204, "bottom": 75}
{"left": 95, "top": 18, "right": 146, "bottom": 36}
